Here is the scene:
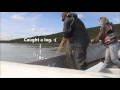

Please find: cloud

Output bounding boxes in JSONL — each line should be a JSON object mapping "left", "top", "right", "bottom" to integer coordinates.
{"left": 31, "top": 28, "right": 37, "bottom": 32}
{"left": 38, "top": 28, "right": 57, "bottom": 35}
{"left": 0, "top": 32, "right": 28, "bottom": 40}
{"left": 26, "top": 28, "right": 38, "bottom": 32}
{"left": 112, "top": 17, "right": 120, "bottom": 24}
{"left": 0, "top": 27, "right": 57, "bottom": 40}
{"left": 27, "top": 14, "right": 41, "bottom": 23}
{"left": 0, "top": 22, "right": 6, "bottom": 27}
{"left": 0, "top": 28, "right": 57, "bottom": 40}
{"left": 1, "top": 12, "right": 7, "bottom": 14}
{"left": 0, "top": 32, "right": 14, "bottom": 40}
{"left": 26, "top": 27, "right": 57, "bottom": 35}
{"left": 32, "top": 24, "right": 36, "bottom": 27}
{"left": 78, "top": 14, "right": 84, "bottom": 18}
{"left": 18, "top": 12, "right": 28, "bottom": 16}
{"left": 10, "top": 13, "right": 41, "bottom": 26}
{"left": 11, "top": 15, "right": 26, "bottom": 21}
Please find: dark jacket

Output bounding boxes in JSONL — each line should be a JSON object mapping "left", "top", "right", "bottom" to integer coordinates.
{"left": 63, "top": 13, "right": 90, "bottom": 47}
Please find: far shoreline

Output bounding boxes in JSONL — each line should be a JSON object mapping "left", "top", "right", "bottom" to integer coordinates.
{"left": 0, "top": 42, "right": 60, "bottom": 47}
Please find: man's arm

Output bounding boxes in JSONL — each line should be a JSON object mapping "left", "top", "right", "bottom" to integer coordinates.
{"left": 59, "top": 37, "right": 67, "bottom": 46}
{"left": 94, "top": 25, "right": 112, "bottom": 42}
{"left": 63, "top": 17, "right": 74, "bottom": 38}
{"left": 94, "top": 28, "right": 105, "bottom": 42}
{"left": 91, "top": 27, "right": 106, "bottom": 44}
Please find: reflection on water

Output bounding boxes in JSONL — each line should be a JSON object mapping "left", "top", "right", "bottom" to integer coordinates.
{"left": 0, "top": 43, "right": 59, "bottom": 63}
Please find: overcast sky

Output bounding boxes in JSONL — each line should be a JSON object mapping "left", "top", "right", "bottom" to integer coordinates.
{"left": 1, "top": 12, "right": 120, "bottom": 40}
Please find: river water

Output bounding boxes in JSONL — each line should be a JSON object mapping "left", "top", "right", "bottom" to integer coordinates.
{"left": 0, "top": 43, "right": 59, "bottom": 63}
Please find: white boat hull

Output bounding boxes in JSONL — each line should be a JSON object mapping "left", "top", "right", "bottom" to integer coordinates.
{"left": 1, "top": 61, "right": 119, "bottom": 78}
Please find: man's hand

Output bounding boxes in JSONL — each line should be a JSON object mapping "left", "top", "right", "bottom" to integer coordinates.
{"left": 60, "top": 37, "right": 67, "bottom": 46}
{"left": 91, "top": 39, "right": 98, "bottom": 44}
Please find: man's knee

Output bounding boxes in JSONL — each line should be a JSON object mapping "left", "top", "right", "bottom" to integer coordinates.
{"left": 110, "top": 58, "right": 116, "bottom": 64}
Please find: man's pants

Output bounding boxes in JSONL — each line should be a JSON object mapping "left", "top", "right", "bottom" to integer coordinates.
{"left": 65, "top": 39, "right": 89, "bottom": 70}
{"left": 104, "top": 42, "right": 120, "bottom": 68}
{"left": 71, "top": 46, "right": 87, "bottom": 70}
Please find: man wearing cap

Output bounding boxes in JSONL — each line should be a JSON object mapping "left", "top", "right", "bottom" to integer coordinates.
{"left": 61, "top": 12, "right": 90, "bottom": 70}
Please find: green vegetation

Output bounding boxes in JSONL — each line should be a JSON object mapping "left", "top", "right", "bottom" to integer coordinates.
{"left": 9, "top": 32, "right": 63, "bottom": 43}
{"left": 0, "top": 40, "right": 10, "bottom": 43}
{"left": 87, "top": 24, "right": 120, "bottom": 39}
{"left": 0, "top": 24, "right": 119, "bottom": 43}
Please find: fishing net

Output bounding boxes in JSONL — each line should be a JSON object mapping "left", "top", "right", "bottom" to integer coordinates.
{"left": 55, "top": 38, "right": 119, "bottom": 69}
{"left": 56, "top": 37, "right": 76, "bottom": 69}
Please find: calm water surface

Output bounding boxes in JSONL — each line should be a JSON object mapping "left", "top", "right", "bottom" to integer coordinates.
{"left": 0, "top": 43, "right": 59, "bottom": 63}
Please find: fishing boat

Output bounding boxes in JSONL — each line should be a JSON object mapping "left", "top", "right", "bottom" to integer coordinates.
{"left": 1, "top": 41, "right": 120, "bottom": 78}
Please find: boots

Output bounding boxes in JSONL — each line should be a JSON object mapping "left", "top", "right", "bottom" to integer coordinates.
{"left": 99, "top": 63, "right": 108, "bottom": 72}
